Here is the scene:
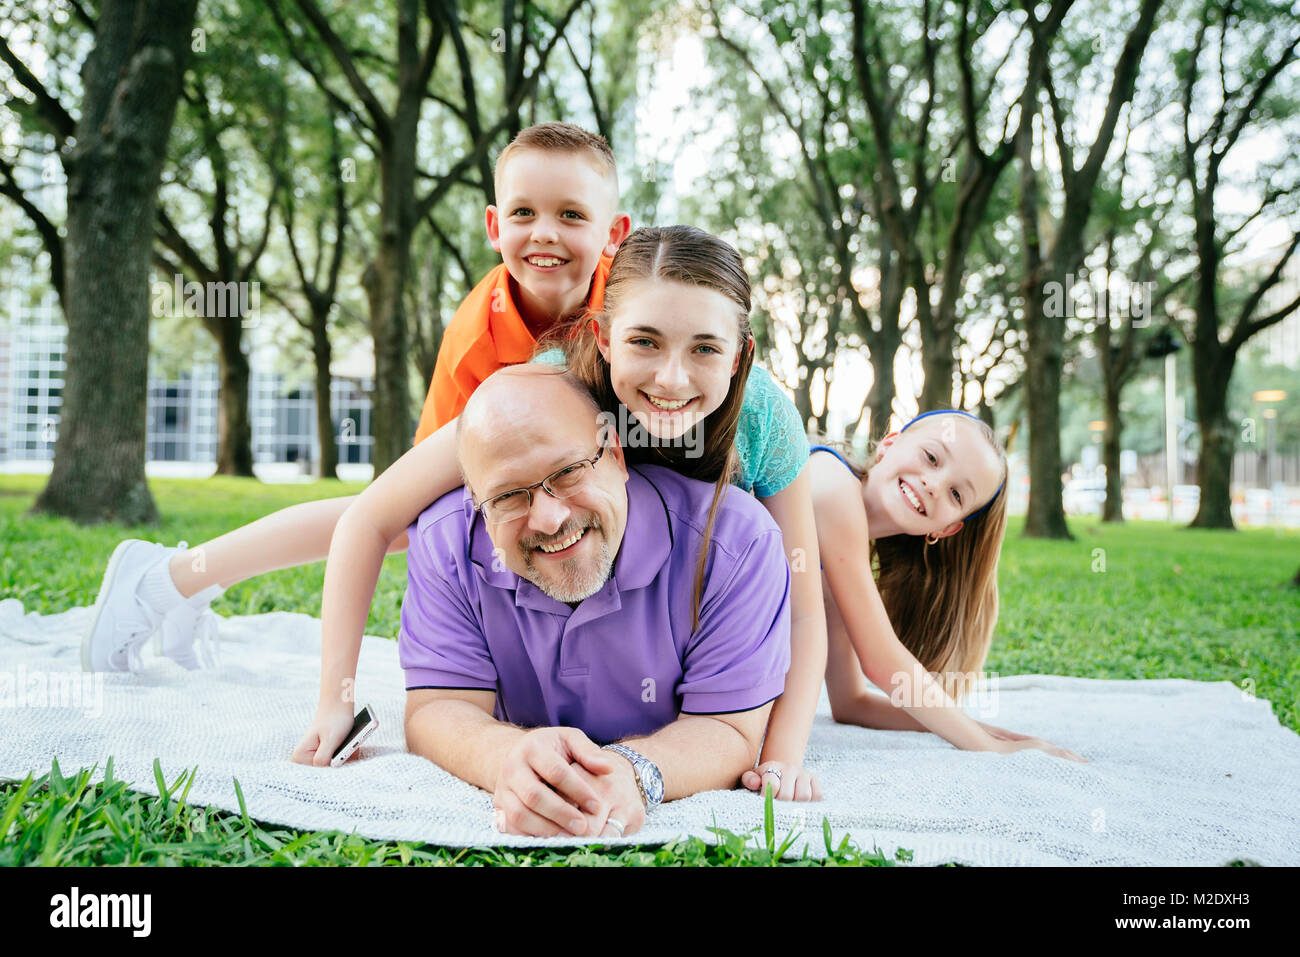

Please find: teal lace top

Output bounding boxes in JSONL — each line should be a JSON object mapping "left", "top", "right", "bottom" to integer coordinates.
{"left": 533, "top": 347, "right": 809, "bottom": 498}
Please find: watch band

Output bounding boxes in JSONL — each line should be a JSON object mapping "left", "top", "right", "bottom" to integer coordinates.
{"left": 601, "top": 743, "right": 660, "bottom": 808}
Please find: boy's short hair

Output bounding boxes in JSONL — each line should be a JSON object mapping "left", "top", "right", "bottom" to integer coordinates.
{"left": 493, "top": 122, "right": 619, "bottom": 200}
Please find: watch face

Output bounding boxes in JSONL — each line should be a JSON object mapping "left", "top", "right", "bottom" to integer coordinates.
{"left": 640, "top": 764, "right": 665, "bottom": 805}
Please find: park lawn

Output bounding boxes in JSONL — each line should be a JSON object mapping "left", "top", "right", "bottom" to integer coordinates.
{"left": 2, "top": 472, "right": 1296, "bottom": 866}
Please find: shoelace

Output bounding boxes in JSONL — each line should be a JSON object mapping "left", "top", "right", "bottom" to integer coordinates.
{"left": 119, "top": 591, "right": 161, "bottom": 674}
{"left": 193, "top": 608, "right": 221, "bottom": 669}
{"left": 124, "top": 629, "right": 145, "bottom": 674}
{"left": 176, "top": 540, "right": 222, "bottom": 669}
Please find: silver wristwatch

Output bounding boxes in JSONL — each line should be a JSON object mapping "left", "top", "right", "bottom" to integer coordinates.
{"left": 601, "top": 743, "right": 664, "bottom": 809}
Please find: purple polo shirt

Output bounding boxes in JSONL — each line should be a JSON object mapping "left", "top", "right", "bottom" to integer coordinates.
{"left": 398, "top": 464, "right": 791, "bottom": 744}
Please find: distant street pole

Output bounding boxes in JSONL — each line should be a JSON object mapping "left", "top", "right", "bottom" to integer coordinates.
{"left": 1165, "top": 351, "right": 1177, "bottom": 523}
{"left": 1264, "top": 408, "right": 1277, "bottom": 524}
{"left": 1146, "top": 327, "right": 1182, "bottom": 525}
{"left": 1253, "top": 390, "right": 1288, "bottom": 528}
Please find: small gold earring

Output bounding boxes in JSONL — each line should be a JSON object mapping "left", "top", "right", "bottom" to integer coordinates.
{"left": 925, "top": 533, "right": 939, "bottom": 546}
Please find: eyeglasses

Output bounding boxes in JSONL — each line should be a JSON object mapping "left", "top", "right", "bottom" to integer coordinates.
{"left": 473, "top": 445, "right": 606, "bottom": 525}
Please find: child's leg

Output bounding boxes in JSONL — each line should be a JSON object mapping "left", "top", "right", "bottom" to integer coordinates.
{"left": 84, "top": 495, "right": 409, "bottom": 673}
{"left": 167, "top": 495, "right": 409, "bottom": 597}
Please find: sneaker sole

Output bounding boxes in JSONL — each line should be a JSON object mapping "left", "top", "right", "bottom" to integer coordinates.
{"left": 81, "top": 539, "right": 143, "bottom": 672}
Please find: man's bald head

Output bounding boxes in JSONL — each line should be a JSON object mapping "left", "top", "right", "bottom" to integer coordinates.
{"left": 456, "top": 364, "right": 603, "bottom": 478}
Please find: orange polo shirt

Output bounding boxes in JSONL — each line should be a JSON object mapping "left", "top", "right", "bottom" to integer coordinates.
{"left": 413, "top": 255, "right": 613, "bottom": 444}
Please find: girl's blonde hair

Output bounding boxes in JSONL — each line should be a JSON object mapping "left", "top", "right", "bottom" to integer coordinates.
{"left": 541, "top": 225, "right": 755, "bottom": 631}
{"left": 832, "top": 411, "right": 1008, "bottom": 700}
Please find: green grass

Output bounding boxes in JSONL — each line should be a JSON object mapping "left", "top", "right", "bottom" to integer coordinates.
{"left": 2, "top": 472, "right": 1297, "bottom": 865}
{"left": 992, "top": 517, "right": 1300, "bottom": 734}
{"left": 0, "top": 758, "right": 904, "bottom": 867}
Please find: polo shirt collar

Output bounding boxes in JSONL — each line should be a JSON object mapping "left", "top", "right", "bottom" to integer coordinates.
{"left": 611, "top": 467, "right": 672, "bottom": 590}
{"left": 465, "top": 466, "right": 673, "bottom": 603}
{"left": 484, "top": 267, "right": 537, "bottom": 365}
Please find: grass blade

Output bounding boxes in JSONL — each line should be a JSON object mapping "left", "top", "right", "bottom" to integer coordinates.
{"left": 232, "top": 776, "right": 251, "bottom": 829}
{"left": 763, "top": 781, "right": 775, "bottom": 852}
{"left": 152, "top": 759, "right": 169, "bottom": 813}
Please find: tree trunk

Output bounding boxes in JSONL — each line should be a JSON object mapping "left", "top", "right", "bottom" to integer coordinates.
{"left": 33, "top": 0, "right": 198, "bottom": 525}
{"left": 1102, "top": 381, "right": 1124, "bottom": 522}
{"left": 364, "top": 41, "right": 420, "bottom": 475}
{"left": 863, "top": 245, "right": 905, "bottom": 441}
{"left": 1018, "top": 0, "right": 1158, "bottom": 539}
{"left": 312, "top": 311, "right": 339, "bottom": 480}
{"left": 865, "top": 370, "right": 896, "bottom": 443}
{"left": 1017, "top": 112, "right": 1072, "bottom": 540}
{"left": 792, "top": 371, "right": 814, "bottom": 436}
{"left": 1189, "top": 347, "right": 1235, "bottom": 529}
{"left": 919, "top": 334, "right": 954, "bottom": 411}
{"left": 364, "top": 239, "right": 412, "bottom": 472}
{"left": 214, "top": 320, "right": 254, "bottom": 476}
{"left": 1186, "top": 154, "right": 1236, "bottom": 530}
{"left": 910, "top": 252, "right": 954, "bottom": 413}
{"left": 1022, "top": 299, "right": 1072, "bottom": 538}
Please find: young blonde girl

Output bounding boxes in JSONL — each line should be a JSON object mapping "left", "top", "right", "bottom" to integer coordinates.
{"left": 803, "top": 417, "right": 1084, "bottom": 764}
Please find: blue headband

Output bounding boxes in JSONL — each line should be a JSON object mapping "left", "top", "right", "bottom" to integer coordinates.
{"left": 899, "top": 409, "right": 1005, "bottom": 520}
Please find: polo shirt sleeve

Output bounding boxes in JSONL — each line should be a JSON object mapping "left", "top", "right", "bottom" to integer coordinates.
{"left": 398, "top": 512, "right": 499, "bottom": 692}
{"left": 677, "top": 526, "right": 791, "bottom": 715}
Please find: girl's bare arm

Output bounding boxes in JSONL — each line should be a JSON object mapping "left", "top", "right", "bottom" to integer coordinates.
{"left": 293, "top": 419, "right": 465, "bottom": 765}
{"left": 811, "top": 456, "right": 1001, "bottom": 752}
{"left": 742, "top": 466, "right": 828, "bottom": 799}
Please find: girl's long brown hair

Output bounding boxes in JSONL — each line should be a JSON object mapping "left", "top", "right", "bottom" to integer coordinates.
{"left": 540, "top": 225, "right": 755, "bottom": 630}
{"left": 831, "top": 414, "right": 1009, "bottom": 700}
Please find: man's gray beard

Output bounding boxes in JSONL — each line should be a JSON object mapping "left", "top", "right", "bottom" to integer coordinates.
{"left": 524, "top": 538, "right": 615, "bottom": 603}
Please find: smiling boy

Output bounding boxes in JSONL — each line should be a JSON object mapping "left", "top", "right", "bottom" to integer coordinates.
{"left": 414, "top": 123, "right": 632, "bottom": 442}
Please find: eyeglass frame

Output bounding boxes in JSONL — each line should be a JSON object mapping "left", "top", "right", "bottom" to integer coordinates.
{"left": 471, "top": 443, "right": 607, "bottom": 525}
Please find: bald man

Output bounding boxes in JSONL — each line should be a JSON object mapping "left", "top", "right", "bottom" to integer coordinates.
{"left": 399, "top": 364, "right": 792, "bottom": 840}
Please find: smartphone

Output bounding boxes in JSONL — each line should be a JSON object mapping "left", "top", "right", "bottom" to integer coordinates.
{"left": 330, "top": 705, "right": 378, "bottom": 767}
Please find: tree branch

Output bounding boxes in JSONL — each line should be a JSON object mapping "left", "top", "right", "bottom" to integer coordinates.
{"left": 265, "top": 0, "right": 382, "bottom": 146}
{"left": 1230, "top": 228, "right": 1300, "bottom": 351}
{"left": 287, "top": 0, "right": 392, "bottom": 142}
{"left": 0, "top": 35, "right": 77, "bottom": 143}
{"left": 1214, "top": 30, "right": 1300, "bottom": 163}
{"left": 412, "top": 0, "right": 588, "bottom": 221}
{"left": 0, "top": 153, "right": 65, "bottom": 300}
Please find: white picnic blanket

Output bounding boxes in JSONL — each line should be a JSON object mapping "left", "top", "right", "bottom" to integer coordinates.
{"left": 2, "top": 598, "right": 1297, "bottom": 865}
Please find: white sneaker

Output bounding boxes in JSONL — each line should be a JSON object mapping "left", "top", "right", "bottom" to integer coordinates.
{"left": 159, "top": 586, "right": 224, "bottom": 670}
{"left": 81, "top": 540, "right": 170, "bottom": 673}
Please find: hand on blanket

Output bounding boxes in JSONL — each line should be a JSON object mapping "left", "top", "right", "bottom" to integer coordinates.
{"left": 291, "top": 700, "right": 358, "bottom": 767}
{"left": 492, "top": 727, "right": 620, "bottom": 838}
{"left": 978, "top": 721, "right": 1089, "bottom": 762}
{"left": 740, "top": 762, "right": 823, "bottom": 801}
{"left": 568, "top": 754, "right": 647, "bottom": 840}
